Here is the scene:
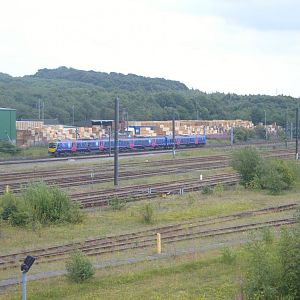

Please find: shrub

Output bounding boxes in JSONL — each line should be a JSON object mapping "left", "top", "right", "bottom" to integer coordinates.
{"left": 220, "top": 247, "right": 236, "bottom": 265}
{"left": 277, "top": 228, "right": 300, "bottom": 298}
{"left": 0, "top": 141, "right": 21, "bottom": 154}
{"left": 9, "top": 209, "right": 29, "bottom": 226}
{"left": 262, "top": 227, "right": 274, "bottom": 245}
{"left": 231, "top": 147, "right": 262, "bottom": 186}
{"left": 0, "top": 192, "right": 18, "bottom": 220}
{"left": 213, "top": 184, "right": 224, "bottom": 196}
{"left": 202, "top": 186, "right": 213, "bottom": 195}
{"left": 66, "top": 251, "right": 95, "bottom": 283}
{"left": 140, "top": 202, "right": 154, "bottom": 224}
{"left": 108, "top": 197, "right": 126, "bottom": 210}
{"left": 0, "top": 193, "right": 29, "bottom": 226}
{"left": 243, "top": 241, "right": 279, "bottom": 300}
{"left": 243, "top": 228, "right": 300, "bottom": 299}
{"left": 260, "top": 160, "right": 296, "bottom": 194}
{"left": 233, "top": 127, "right": 255, "bottom": 142}
{"left": 23, "top": 182, "right": 83, "bottom": 224}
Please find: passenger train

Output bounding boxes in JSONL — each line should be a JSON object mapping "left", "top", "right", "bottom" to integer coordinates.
{"left": 48, "top": 135, "right": 206, "bottom": 156}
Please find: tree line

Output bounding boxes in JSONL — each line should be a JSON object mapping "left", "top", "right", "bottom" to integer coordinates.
{"left": 0, "top": 67, "right": 299, "bottom": 126}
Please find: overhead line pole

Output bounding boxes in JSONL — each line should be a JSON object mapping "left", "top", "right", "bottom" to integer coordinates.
{"left": 172, "top": 112, "right": 176, "bottom": 159}
{"left": 285, "top": 111, "right": 288, "bottom": 149}
{"left": 114, "top": 97, "right": 119, "bottom": 186}
{"left": 296, "top": 108, "right": 299, "bottom": 160}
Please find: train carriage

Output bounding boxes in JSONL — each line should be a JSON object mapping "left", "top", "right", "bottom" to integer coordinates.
{"left": 48, "top": 134, "right": 206, "bottom": 156}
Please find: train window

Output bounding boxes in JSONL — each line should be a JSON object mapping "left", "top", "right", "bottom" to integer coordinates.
{"left": 49, "top": 143, "right": 56, "bottom": 148}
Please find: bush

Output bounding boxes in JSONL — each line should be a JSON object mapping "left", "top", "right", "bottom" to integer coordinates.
{"left": 202, "top": 186, "right": 213, "bottom": 195}
{"left": 233, "top": 127, "right": 255, "bottom": 142}
{"left": 140, "top": 203, "right": 154, "bottom": 224}
{"left": 243, "top": 227, "right": 300, "bottom": 299}
{"left": 0, "top": 193, "right": 29, "bottom": 226}
{"left": 220, "top": 247, "right": 236, "bottom": 265}
{"left": 231, "top": 147, "right": 262, "bottom": 186}
{"left": 108, "top": 197, "right": 126, "bottom": 210}
{"left": 9, "top": 209, "right": 29, "bottom": 226}
{"left": 243, "top": 240, "right": 279, "bottom": 299}
{"left": 260, "top": 160, "right": 296, "bottom": 194}
{"left": 66, "top": 251, "right": 95, "bottom": 283}
{"left": 0, "top": 193, "right": 18, "bottom": 220}
{"left": 213, "top": 184, "right": 224, "bottom": 196}
{"left": 0, "top": 141, "right": 21, "bottom": 154}
{"left": 23, "top": 182, "right": 83, "bottom": 224}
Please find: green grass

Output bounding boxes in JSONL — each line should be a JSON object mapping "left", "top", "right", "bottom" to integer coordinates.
{"left": 0, "top": 146, "right": 48, "bottom": 159}
{"left": 0, "top": 252, "right": 240, "bottom": 300}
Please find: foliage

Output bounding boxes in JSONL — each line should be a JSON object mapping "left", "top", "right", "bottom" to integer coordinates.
{"left": 0, "top": 183, "right": 83, "bottom": 227}
{"left": 259, "top": 160, "right": 296, "bottom": 194}
{"left": 108, "top": 197, "right": 126, "bottom": 210}
{"left": 261, "top": 227, "right": 274, "bottom": 245}
{"left": 231, "top": 147, "right": 296, "bottom": 194}
{"left": 233, "top": 127, "right": 255, "bottom": 142}
{"left": 0, "top": 67, "right": 298, "bottom": 125}
{"left": 231, "top": 147, "right": 262, "bottom": 186}
{"left": 277, "top": 228, "right": 300, "bottom": 298}
{"left": 220, "top": 247, "right": 237, "bottom": 265}
{"left": 202, "top": 185, "right": 213, "bottom": 195}
{"left": 243, "top": 240, "right": 279, "bottom": 299}
{"left": 23, "top": 182, "right": 83, "bottom": 224}
{"left": 243, "top": 226, "right": 300, "bottom": 300}
{"left": 0, "top": 193, "right": 29, "bottom": 226}
{"left": 66, "top": 251, "right": 95, "bottom": 283}
{"left": 0, "top": 141, "right": 21, "bottom": 154}
{"left": 0, "top": 192, "right": 18, "bottom": 220}
{"left": 140, "top": 202, "right": 154, "bottom": 224}
{"left": 213, "top": 184, "right": 224, "bottom": 196}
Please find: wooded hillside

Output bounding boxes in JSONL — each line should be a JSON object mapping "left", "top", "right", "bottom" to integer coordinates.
{"left": 0, "top": 67, "right": 298, "bottom": 126}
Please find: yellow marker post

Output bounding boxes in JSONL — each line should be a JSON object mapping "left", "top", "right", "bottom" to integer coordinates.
{"left": 5, "top": 185, "right": 10, "bottom": 194}
{"left": 157, "top": 233, "right": 161, "bottom": 254}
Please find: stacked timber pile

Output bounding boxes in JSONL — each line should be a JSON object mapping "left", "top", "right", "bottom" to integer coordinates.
{"left": 128, "top": 120, "right": 253, "bottom": 137}
{"left": 16, "top": 121, "right": 106, "bottom": 147}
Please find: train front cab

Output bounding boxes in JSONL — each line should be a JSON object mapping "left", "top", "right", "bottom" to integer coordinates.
{"left": 48, "top": 142, "right": 58, "bottom": 155}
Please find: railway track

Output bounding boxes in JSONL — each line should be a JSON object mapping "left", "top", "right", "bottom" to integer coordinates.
{"left": 0, "top": 203, "right": 296, "bottom": 270}
{"left": 74, "top": 173, "right": 240, "bottom": 208}
{"left": 0, "top": 140, "right": 290, "bottom": 166}
{"left": 0, "top": 150, "right": 294, "bottom": 194}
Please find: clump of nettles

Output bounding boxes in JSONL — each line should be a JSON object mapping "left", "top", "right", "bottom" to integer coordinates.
{"left": 66, "top": 251, "right": 95, "bottom": 283}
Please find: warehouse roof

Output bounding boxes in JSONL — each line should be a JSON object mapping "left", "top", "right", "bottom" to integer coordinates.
{"left": 0, "top": 107, "right": 16, "bottom": 111}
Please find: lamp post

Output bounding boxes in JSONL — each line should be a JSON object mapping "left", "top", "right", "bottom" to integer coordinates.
{"left": 114, "top": 97, "right": 119, "bottom": 186}
{"left": 21, "top": 256, "right": 35, "bottom": 300}
{"left": 264, "top": 110, "right": 267, "bottom": 141}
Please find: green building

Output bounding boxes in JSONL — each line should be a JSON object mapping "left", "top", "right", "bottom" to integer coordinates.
{"left": 0, "top": 108, "right": 16, "bottom": 143}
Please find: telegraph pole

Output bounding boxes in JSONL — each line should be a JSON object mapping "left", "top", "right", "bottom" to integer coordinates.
{"left": 285, "top": 111, "right": 288, "bottom": 149}
{"left": 264, "top": 110, "right": 267, "bottom": 141}
{"left": 72, "top": 105, "right": 75, "bottom": 126}
{"left": 172, "top": 112, "right": 176, "bottom": 159}
{"left": 114, "top": 97, "right": 119, "bottom": 185}
{"left": 296, "top": 108, "right": 299, "bottom": 160}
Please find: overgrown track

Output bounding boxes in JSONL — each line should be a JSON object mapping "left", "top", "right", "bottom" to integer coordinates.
{"left": 0, "top": 203, "right": 296, "bottom": 270}
{"left": 73, "top": 173, "right": 240, "bottom": 208}
{"left": 0, "top": 150, "right": 294, "bottom": 194}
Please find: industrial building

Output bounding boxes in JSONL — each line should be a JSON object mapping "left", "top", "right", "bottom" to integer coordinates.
{"left": 0, "top": 108, "right": 16, "bottom": 143}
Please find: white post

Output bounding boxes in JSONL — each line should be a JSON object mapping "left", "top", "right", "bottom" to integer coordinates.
{"left": 22, "top": 271, "right": 26, "bottom": 300}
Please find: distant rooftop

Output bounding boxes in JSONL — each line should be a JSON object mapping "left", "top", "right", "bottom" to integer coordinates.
{"left": 0, "top": 107, "right": 16, "bottom": 111}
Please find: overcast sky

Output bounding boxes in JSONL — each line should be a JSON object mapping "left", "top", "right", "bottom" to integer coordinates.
{"left": 1, "top": 0, "right": 300, "bottom": 96}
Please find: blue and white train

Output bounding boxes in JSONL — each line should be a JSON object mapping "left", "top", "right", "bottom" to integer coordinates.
{"left": 48, "top": 135, "right": 206, "bottom": 156}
